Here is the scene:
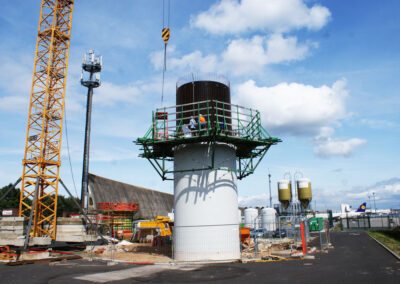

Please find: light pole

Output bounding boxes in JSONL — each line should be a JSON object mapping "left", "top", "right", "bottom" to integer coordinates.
{"left": 372, "top": 192, "right": 377, "bottom": 213}
{"left": 80, "top": 50, "right": 102, "bottom": 212}
{"left": 268, "top": 173, "right": 272, "bottom": 208}
{"left": 368, "top": 195, "right": 372, "bottom": 212}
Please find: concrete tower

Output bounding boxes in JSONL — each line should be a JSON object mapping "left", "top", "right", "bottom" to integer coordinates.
{"left": 137, "top": 74, "right": 281, "bottom": 261}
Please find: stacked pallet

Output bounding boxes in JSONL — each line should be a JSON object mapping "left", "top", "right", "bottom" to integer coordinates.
{"left": 56, "top": 217, "right": 97, "bottom": 242}
{"left": 0, "top": 217, "right": 27, "bottom": 245}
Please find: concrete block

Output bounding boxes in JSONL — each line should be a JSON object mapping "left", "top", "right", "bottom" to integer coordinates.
{"left": 56, "top": 225, "right": 86, "bottom": 233}
{"left": 57, "top": 217, "right": 85, "bottom": 225}
{"left": 0, "top": 225, "right": 25, "bottom": 230}
{"left": 0, "top": 217, "right": 26, "bottom": 222}
{"left": 0, "top": 230, "right": 25, "bottom": 235}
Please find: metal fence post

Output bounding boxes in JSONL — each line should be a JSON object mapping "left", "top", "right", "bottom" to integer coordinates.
{"left": 326, "top": 221, "right": 330, "bottom": 246}
{"left": 254, "top": 234, "right": 258, "bottom": 259}
{"left": 319, "top": 229, "right": 323, "bottom": 251}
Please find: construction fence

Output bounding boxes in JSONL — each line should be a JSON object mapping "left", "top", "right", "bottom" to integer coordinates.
{"left": 341, "top": 214, "right": 400, "bottom": 230}
{"left": 239, "top": 216, "right": 315, "bottom": 259}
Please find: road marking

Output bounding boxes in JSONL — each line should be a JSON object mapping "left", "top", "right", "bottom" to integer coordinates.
{"left": 74, "top": 264, "right": 200, "bottom": 283}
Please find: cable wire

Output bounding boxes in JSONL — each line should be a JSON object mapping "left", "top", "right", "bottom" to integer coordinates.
{"left": 63, "top": 103, "right": 79, "bottom": 199}
{"left": 161, "top": 0, "right": 171, "bottom": 104}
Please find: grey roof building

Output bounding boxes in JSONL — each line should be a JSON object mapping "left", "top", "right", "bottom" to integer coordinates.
{"left": 88, "top": 174, "right": 173, "bottom": 219}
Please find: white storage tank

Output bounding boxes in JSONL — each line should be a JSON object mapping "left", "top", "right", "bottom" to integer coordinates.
{"left": 244, "top": 208, "right": 258, "bottom": 229}
{"left": 173, "top": 143, "right": 240, "bottom": 261}
{"left": 261, "top": 208, "right": 277, "bottom": 232}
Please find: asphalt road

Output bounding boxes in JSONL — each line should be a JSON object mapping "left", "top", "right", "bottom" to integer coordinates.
{"left": 0, "top": 231, "right": 399, "bottom": 283}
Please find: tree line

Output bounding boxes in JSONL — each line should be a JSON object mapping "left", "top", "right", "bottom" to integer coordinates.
{"left": 0, "top": 183, "right": 80, "bottom": 216}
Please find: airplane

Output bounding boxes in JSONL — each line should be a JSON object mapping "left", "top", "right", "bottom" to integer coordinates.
{"left": 314, "top": 202, "right": 367, "bottom": 219}
{"left": 355, "top": 202, "right": 367, "bottom": 213}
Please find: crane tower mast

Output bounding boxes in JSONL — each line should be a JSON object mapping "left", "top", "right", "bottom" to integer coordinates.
{"left": 19, "top": 0, "right": 74, "bottom": 239}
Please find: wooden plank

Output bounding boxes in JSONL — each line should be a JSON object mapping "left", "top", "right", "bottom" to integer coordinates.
{"left": 7, "top": 255, "right": 81, "bottom": 266}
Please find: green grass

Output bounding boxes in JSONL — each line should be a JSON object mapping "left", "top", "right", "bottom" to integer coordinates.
{"left": 367, "top": 230, "right": 400, "bottom": 256}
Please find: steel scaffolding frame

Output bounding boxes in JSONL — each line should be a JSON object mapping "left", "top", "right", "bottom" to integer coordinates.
{"left": 136, "top": 100, "right": 281, "bottom": 180}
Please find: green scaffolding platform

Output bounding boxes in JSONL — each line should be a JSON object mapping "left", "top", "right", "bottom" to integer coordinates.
{"left": 136, "top": 100, "right": 281, "bottom": 180}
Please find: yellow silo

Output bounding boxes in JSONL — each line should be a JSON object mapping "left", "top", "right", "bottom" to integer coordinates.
{"left": 277, "top": 180, "right": 292, "bottom": 209}
{"left": 297, "top": 178, "right": 312, "bottom": 209}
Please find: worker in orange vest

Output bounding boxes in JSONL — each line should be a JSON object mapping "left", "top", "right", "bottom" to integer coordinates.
{"left": 199, "top": 114, "right": 206, "bottom": 130}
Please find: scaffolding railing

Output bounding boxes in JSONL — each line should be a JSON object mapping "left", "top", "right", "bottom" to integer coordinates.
{"left": 144, "top": 100, "right": 274, "bottom": 142}
{"left": 136, "top": 100, "right": 281, "bottom": 180}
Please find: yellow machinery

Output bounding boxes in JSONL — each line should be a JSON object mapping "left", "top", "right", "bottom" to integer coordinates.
{"left": 19, "top": 0, "right": 74, "bottom": 239}
{"left": 133, "top": 216, "right": 172, "bottom": 242}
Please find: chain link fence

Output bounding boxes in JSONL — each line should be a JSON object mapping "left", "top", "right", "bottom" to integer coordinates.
{"left": 317, "top": 221, "right": 331, "bottom": 251}
{"left": 240, "top": 216, "right": 311, "bottom": 259}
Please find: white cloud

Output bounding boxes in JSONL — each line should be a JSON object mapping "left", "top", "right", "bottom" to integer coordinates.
{"left": 94, "top": 81, "right": 141, "bottom": 106}
{"left": 169, "top": 51, "right": 218, "bottom": 74}
{"left": 191, "top": 0, "right": 331, "bottom": 34}
{"left": 361, "top": 118, "right": 396, "bottom": 129}
{"left": 222, "top": 34, "right": 312, "bottom": 75}
{"left": 234, "top": 79, "right": 368, "bottom": 158}
{"left": 152, "top": 34, "right": 313, "bottom": 76}
{"left": 0, "top": 95, "right": 28, "bottom": 113}
{"left": 0, "top": 56, "right": 32, "bottom": 113}
{"left": 151, "top": 47, "right": 218, "bottom": 74}
{"left": 0, "top": 58, "right": 32, "bottom": 95}
{"left": 345, "top": 178, "right": 400, "bottom": 207}
{"left": 300, "top": 178, "right": 400, "bottom": 211}
{"left": 94, "top": 78, "right": 171, "bottom": 106}
{"left": 239, "top": 193, "right": 269, "bottom": 207}
{"left": 314, "top": 138, "right": 366, "bottom": 158}
{"left": 234, "top": 79, "right": 348, "bottom": 136}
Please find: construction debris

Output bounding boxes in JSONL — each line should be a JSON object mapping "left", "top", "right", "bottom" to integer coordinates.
{"left": 241, "top": 238, "right": 316, "bottom": 260}
{"left": 84, "top": 241, "right": 172, "bottom": 263}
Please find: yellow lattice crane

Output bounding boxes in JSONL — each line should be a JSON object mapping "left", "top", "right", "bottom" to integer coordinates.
{"left": 19, "top": 0, "right": 74, "bottom": 239}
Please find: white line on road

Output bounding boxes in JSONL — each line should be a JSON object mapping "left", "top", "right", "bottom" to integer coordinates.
{"left": 74, "top": 264, "right": 201, "bottom": 283}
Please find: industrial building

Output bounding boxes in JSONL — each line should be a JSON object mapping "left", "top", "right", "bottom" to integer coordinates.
{"left": 87, "top": 173, "right": 173, "bottom": 220}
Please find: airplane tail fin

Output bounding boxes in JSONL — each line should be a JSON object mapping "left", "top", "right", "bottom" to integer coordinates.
{"left": 356, "top": 202, "right": 367, "bottom": 212}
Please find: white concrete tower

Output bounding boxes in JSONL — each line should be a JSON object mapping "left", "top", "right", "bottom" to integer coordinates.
{"left": 174, "top": 143, "right": 239, "bottom": 261}
{"left": 136, "top": 74, "right": 281, "bottom": 262}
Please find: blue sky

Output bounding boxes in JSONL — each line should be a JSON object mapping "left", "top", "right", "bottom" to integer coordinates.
{"left": 0, "top": 0, "right": 399, "bottom": 211}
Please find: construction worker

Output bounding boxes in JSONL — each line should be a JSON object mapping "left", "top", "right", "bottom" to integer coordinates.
{"left": 199, "top": 114, "right": 206, "bottom": 130}
{"left": 189, "top": 116, "right": 197, "bottom": 130}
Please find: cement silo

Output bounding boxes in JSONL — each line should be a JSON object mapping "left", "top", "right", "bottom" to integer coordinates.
{"left": 278, "top": 180, "right": 292, "bottom": 209}
{"left": 261, "top": 208, "right": 277, "bottom": 231}
{"left": 136, "top": 74, "right": 281, "bottom": 261}
{"left": 244, "top": 208, "right": 259, "bottom": 229}
{"left": 296, "top": 178, "right": 312, "bottom": 209}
